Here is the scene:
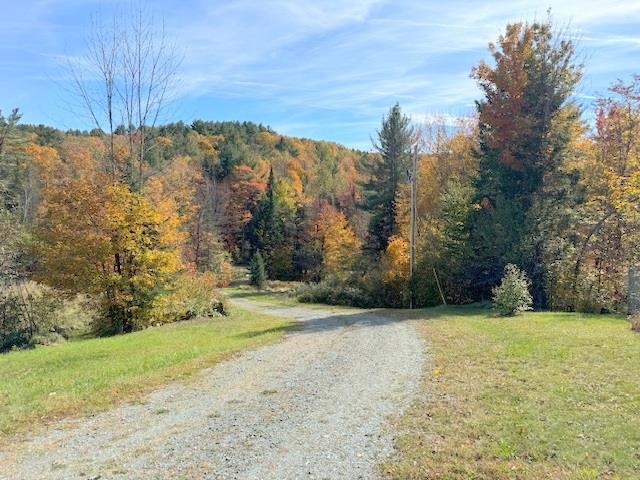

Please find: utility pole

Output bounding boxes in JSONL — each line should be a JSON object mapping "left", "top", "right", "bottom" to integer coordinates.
{"left": 409, "top": 145, "right": 418, "bottom": 309}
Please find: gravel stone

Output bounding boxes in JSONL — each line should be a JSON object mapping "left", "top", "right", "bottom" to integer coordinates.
{"left": 0, "top": 298, "right": 424, "bottom": 479}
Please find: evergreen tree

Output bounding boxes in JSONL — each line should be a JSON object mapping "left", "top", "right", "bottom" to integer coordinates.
{"left": 247, "top": 167, "right": 277, "bottom": 274}
{"left": 249, "top": 250, "right": 267, "bottom": 290}
{"left": 465, "top": 20, "right": 582, "bottom": 307}
{"left": 0, "top": 109, "right": 31, "bottom": 218}
{"left": 360, "top": 103, "right": 414, "bottom": 252}
{"left": 492, "top": 264, "right": 533, "bottom": 316}
{"left": 246, "top": 167, "right": 298, "bottom": 280}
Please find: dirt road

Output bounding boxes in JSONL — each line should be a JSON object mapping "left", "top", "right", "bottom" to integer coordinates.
{"left": 0, "top": 298, "right": 424, "bottom": 479}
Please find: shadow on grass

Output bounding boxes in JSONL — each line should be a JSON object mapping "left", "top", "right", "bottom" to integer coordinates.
{"left": 233, "top": 302, "right": 492, "bottom": 337}
{"left": 234, "top": 323, "right": 299, "bottom": 339}
{"left": 379, "top": 303, "right": 491, "bottom": 321}
{"left": 225, "top": 290, "right": 295, "bottom": 299}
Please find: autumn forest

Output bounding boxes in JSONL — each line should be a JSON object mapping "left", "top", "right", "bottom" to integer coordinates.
{"left": 2, "top": 16, "right": 640, "bottom": 350}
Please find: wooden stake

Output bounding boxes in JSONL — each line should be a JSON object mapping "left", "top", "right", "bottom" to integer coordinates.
{"left": 433, "top": 267, "right": 446, "bottom": 305}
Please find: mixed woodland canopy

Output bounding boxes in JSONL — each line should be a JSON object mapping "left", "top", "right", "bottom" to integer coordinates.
{"left": 2, "top": 17, "right": 640, "bottom": 348}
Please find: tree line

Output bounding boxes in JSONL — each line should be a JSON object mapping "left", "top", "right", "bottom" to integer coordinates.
{"left": 2, "top": 15, "right": 639, "bottom": 349}
{"left": 300, "top": 18, "right": 640, "bottom": 313}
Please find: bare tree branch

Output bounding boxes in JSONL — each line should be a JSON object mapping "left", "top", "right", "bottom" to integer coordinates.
{"left": 68, "top": 5, "right": 181, "bottom": 189}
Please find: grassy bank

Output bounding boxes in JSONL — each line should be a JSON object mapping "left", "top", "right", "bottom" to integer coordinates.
{"left": 223, "top": 283, "right": 301, "bottom": 306}
{"left": 0, "top": 307, "right": 293, "bottom": 438}
{"left": 384, "top": 307, "right": 640, "bottom": 480}
{"left": 222, "top": 284, "right": 364, "bottom": 313}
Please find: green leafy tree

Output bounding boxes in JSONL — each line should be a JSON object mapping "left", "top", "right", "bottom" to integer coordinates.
{"left": 360, "top": 103, "right": 414, "bottom": 252}
{"left": 308, "top": 142, "right": 344, "bottom": 205}
{"left": 0, "top": 208, "right": 29, "bottom": 286}
{"left": 0, "top": 109, "right": 34, "bottom": 220}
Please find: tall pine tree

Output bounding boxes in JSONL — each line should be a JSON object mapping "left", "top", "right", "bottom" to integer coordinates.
{"left": 247, "top": 167, "right": 277, "bottom": 275}
{"left": 465, "top": 20, "right": 582, "bottom": 307}
{"left": 246, "top": 167, "right": 298, "bottom": 279}
{"left": 360, "top": 103, "right": 414, "bottom": 253}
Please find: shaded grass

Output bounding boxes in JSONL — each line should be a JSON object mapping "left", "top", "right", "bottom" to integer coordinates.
{"left": 223, "top": 285, "right": 362, "bottom": 312}
{"left": 224, "top": 285, "right": 299, "bottom": 306}
{"left": 0, "top": 308, "right": 293, "bottom": 439}
{"left": 384, "top": 308, "right": 640, "bottom": 480}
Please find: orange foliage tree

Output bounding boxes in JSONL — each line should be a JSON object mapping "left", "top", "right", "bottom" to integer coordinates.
{"left": 222, "top": 165, "right": 267, "bottom": 261}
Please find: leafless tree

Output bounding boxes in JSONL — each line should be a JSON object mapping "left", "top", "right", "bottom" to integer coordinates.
{"left": 68, "top": 6, "right": 181, "bottom": 190}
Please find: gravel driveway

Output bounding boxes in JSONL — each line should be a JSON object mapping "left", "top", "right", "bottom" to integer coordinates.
{"left": 0, "top": 298, "right": 424, "bottom": 480}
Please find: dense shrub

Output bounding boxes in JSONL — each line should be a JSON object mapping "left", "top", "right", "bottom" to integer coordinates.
{"left": 0, "top": 282, "right": 61, "bottom": 351}
{"left": 362, "top": 272, "right": 409, "bottom": 308}
{"left": 354, "top": 252, "right": 410, "bottom": 308}
{"left": 297, "top": 278, "right": 372, "bottom": 308}
{"left": 201, "top": 243, "right": 233, "bottom": 287}
{"left": 158, "top": 272, "right": 226, "bottom": 321}
{"left": 91, "top": 272, "right": 227, "bottom": 335}
{"left": 297, "top": 265, "right": 416, "bottom": 309}
{"left": 492, "top": 264, "right": 533, "bottom": 316}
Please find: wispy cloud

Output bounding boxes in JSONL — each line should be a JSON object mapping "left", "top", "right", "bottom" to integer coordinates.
{"left": 2, "top": 0, "right": 639, "bottom": 147}
{"left": 171, "top": 0, "right": 639, "bottom": 119}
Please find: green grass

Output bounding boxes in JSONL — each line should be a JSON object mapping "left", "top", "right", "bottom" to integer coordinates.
{"left": 224, "top": 285, "right": 300, "bottom": 306}
{"left": 0, "top": 308, "right": 293, "bottom": 439}
{"left": 223, "top": 284, "right": 365, "bottom": 313}
{"left": 384, "top": 307, "right": 640, "bottom": 480}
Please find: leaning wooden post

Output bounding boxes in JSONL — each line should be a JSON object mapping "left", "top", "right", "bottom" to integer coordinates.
{"left": 409, "top": 145, "right": 418, "bottom": 309}
{"left": 629, "top": 265, "right": 640, "bottom": 331}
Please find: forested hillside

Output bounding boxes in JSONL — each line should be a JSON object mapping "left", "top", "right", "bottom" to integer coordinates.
{"left": 0, "top": 113, "right": 374, "bottom": 348}
{"left": 2, "top": 17, "right": 640, "bottom": 351}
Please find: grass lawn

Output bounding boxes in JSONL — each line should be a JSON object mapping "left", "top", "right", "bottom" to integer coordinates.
{"left": 0, "top": 307, "right": 293, "bottom": 439}
{"left": 224, "top": 285, "right": 300, "bottom": 306}
{"left": 223, "top": 284, "right": 362, "bottom": 312}
{"left": 383, "top": 307, "right": 640, "bottom": 480}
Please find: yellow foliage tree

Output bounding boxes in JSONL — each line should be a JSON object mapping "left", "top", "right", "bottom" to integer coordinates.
{"left": 383, "top": 236, "right": 410, "bottom": 283}
{"left": 550, "top": 77, "right": 640, "bottom": 312}
{"left": 36, "top": 170, "right": 182, "bottom": 334}
{"left": 143, "top": 155, "right": 198, "bottom": 251}
{"left": 313, "top": 204, "right": 361, "bottom": 277}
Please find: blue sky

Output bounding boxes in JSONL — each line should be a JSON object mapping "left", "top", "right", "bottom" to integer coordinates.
{"left": 1, "top": 0, "right": 639, "bottom": 149}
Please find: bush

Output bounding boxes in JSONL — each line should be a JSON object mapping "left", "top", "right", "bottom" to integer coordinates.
{"left": 157, "top": 272, "right": 226, "bottom": 322}
{"left": 363, "top": 272, "right": 409, "bottom": 308}
{"left": 91, "top": 272, "right": 227, "bottom": 335}
{"left": 492, "top": 264, "right": 533, "bottom": 316}
{"left": 203, "top": 245, "right": 233, "bottom": 287}
{"left": 0, "top": 282, "right": 61, "bottom": 351}
{"left": 250, "top": 250, "right": 267, "bottom": 290}
{"left": 297, "top": 278, "right": 372, "bottom": 308}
